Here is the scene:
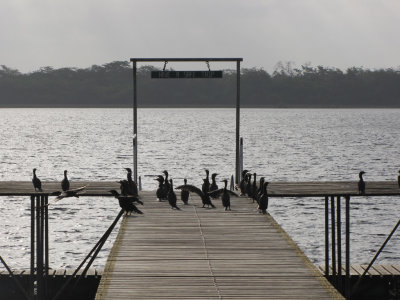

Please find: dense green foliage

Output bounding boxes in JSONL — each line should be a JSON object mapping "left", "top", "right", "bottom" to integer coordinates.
{"left": 0, "top": 61, "right": 399, "bottom": 107}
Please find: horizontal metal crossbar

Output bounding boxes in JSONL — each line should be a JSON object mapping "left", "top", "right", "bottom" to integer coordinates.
{"left": 130, "top": 58, "right": 243, "bottom": 62}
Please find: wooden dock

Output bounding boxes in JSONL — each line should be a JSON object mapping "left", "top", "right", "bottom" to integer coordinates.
{"left": 95, "top": 192, "right": 344, "bottom": 300}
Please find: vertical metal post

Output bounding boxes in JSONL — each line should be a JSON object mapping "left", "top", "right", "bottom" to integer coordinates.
{"left": 325, "top": 196, "right": 329, "bottom": 277}
{"left": 239, "top": 137, "right": 243, "bottom": 182}
{"left": 36, "top": 196, "right": 43, "bottom": 300}
{"left": 235, "top": 60, "right": 241, "bottom": 184}
{"left": 44, "top": 195, "right": 49, "bottom": 276}
{"left": 345, "top": 195, "right": 351, "bottom": 299}
{"left": 337, "top": 196, "right": 342, "bottom": 293}
{"left": 30, "top": 195, "right": 35, "bottom": 300}
{"left": 331, "top": 196, "right": 336, "bottom": 287}
{"left": 133, "top": 60, "right": 138, "bottom": 183}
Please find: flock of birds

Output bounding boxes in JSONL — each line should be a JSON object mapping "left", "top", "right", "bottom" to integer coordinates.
{"left": 31, "top": 168, "right": 400, "bottom": 215}
{"left": 32, "top": 168, "right": 143, "bottom": 215}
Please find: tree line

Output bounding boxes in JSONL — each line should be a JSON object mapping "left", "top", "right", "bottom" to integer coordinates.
{"left": 0, "top": 61, "right": 399, "bottom": 107}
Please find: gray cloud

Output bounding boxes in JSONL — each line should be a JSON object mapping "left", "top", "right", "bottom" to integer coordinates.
{"left": 1, "top": 0, "right": 399, "bottom": 73}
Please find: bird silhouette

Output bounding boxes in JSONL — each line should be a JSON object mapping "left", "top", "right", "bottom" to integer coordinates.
{"left": 32, "top": 168, "right": 42, "bottom": 192}
{"left": 202, "top": 169, "right": 210, "bottom": 195}
{"left": 125, "top": 168, "right": 139, "bottom": 196}
{"left": 176, "top": 183, "right": 216, "bottom": 208}
{"left": 61, "top": 170, "right": 70, "bottom": 191}
{"left": 358, "top": 171, "right": 366, "bottom": 195}
{"left": 167, "top": 179, "right": 180, "bottom": 210}
{"left": 258, "top": 182, "right": 269, "bottom": 214}
{"left": 49, "top": 186, "right": 87, "bottom": 205}
{"left": 109, "top": 190, "right": 143, "bottom": 215}
{"left": 238, "top": 169, "right": 249, "bottom": 196}
{"left": 180, "top": 178, "right": 190, "bottom": 205}
{"left": 208, "top": 179, "right": 238, "bottom": 211}
{"left": 155, "top": 175, "right": 165, "bottom": 200}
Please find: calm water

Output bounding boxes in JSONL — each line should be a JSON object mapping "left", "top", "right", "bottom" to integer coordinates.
{"left": 0, "top": 108, "right": 399, "bottom": 270}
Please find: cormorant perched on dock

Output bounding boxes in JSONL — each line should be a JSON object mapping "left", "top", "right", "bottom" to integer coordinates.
{"left": 50, "top": 186, "right": 87, "bottom": 203}
{"left": 155, "top": 175, "right": 165, "bottom": 200}
{"left": 202, "top": 169, "right": 210, "bottom": 195}
{"left": 61, "top": 170, "right": 70, "bottom": 191}
{"left": 163, "top": 170, "right": 170, "bottom": 198}
{"left": 258, "top": 182, "right": 269, "bottom": 214}
{"left": 119, "top": 180, "right": 130, "bottom": 196}
{"left": 245, "top": 173, "right": 252, "bottom": 198}
{"left": 358, "top": 171, "right": 366, "bottom": 195}
{"left": 210, "top": 173, "right": 218, "bottom": 192}
{"left": 238, "top": 170, "right": 249, "bottom": 196}
{"left": 32, "top": 168, "right": 42, "bottom": 192}
{"left": 251, "top": 173, "right": 257, "bottom": 202}
{"left": 176, "top": 183, "right": 216, "bottom": 208}
{"left": 256, "top": 177, "right": 265, "bottom": 204}
{"left": 167, "top": 179, "right": 180, "bottom": 210}
{"left": 180, "top": 179, "right": 190, "bottom": 205}
{"left": 208, "top": 179, "right": 238, "bottom": 211}
{"left": 125, "top": 168, "right": 139, "bottom": 197}
{"left": 109, "top": 190, "right": 143, "bottom": 215}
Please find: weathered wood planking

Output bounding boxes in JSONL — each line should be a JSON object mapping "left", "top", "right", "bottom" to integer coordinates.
{"left": 318, "top": 265, "right": 400, "bottom": 276}
{"left": 0, "top": 181, "right": 399, "bottom": 197}
{"left": 95, "top": 192, "right": 344, "bottom": 299}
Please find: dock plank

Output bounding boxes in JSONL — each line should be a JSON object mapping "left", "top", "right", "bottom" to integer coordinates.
{"left": 95, "top": 192, "right": 343, "bottom": 300}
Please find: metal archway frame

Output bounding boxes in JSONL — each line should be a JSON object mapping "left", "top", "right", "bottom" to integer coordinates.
{"left": 130, "top": 57, "right": 243, "bottom": 185}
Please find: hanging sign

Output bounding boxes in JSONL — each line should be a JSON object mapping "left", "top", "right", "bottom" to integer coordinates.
{"left": 151, "top": 70, "right": 223, "bottom": 79}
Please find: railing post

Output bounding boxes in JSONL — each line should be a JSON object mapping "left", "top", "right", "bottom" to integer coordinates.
{"left": 331, "top": 196, "right": 336, "bottom": 287}
{"left": 30, "top": 195, "right": 35, "bottom": 300}
{"left": 345, "top": 195, "right": 351, "bottom": 299}
{"left": 337, "top": 196, "right": 342, "bottom": 293}
{"left": 325, "top": 196, "right": 329, "bottom": 278}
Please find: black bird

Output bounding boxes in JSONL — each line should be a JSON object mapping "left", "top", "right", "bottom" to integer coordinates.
{"left": 238, "top": 169, "right": 249, "bottom": 195}
{"left": 202, "top": 169, "right": 210, "bottom": 195}
{"left": 208, "top": 179, "right": 238, "bottom": 211}
{"left": 119, "top": 180, "right": 130, "bottom": 196}
{"left": 167, "top": 179, "right": 180, "bottom": 210}
{"left": 176, "top": 183, "right": 216, "bottom": 208}
{"left": 251, "top": 173, "right": 257, "bottom": 202}
{"left": 155, "top": 175, "right": 165, "bottom": 200}
{"left": 163, "top": 170, "right": 170, "bottom": 198}
{"left": 180, "top": 178, "right": 190, "bottom": 205}
{"left": 245, "top": 173, "right": 252, "bottom": 197}
{"left": 258, "top": 182, "right": 269, "bottom": 214}
{"left": 210, "top": 173, "right": 218, "bottom": 192}
{"left": 256, "top": 177, "right": 265, "bottom": 204}
{"left": 50, "top": 186, "right": 87, "bottom": 204}
{"left": 109, "top": 190, "right": 143, "bottom": 215}
{"left": 61, "top": 170, "right": 70, "bottom": 191}
{"left": 358, "top": 171, "right": 366, "bottom": 195}
{"left": 398, "top": 170, "right": 400, "bottom": 188}
{"left": 32, "top": 168, "right": 42, "bottom": 192}
{"left": 125, "top": 168, "right": 139, "bottom": 196}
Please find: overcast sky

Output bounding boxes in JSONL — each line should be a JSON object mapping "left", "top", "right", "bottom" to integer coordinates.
{"left": 1, "top": 0, "right": 399, "bottom": 73}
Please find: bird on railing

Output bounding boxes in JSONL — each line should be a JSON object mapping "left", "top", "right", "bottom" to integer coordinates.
{"left": 32, "top": 168, "right": 42, "bottom": 192}
{"left": 180, "top": 178, "right": 190, "bottom": 205}
{"left": 202, "top": 169, "right": 210, "bottom": 195}
{"left": 125, "top": 168, "right": 139, "bottom": 197}
{"left": 109, "top": 190, "right": 143, "bottom": 215}
{"left": 176, "top": 182, "right": 216, "bottom": 208}
{"left": 238, "top": 169, "right": 249, "bottom": 196}
{"left": 208, "top": 179, "right": 238, "bottom": 211}
{"left": 258, "top": 182, "right": 269, "bottom": 214}
{"left": 167, "top": 179, "right": 180, "bottom": 210}
{"left": 61, "top": 170, "right": 70, "bottom": 191}
{"left": 358, "top": 171, "right": 366, "bottom": 195}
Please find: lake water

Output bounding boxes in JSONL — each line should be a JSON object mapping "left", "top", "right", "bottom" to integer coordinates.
{"left": 0, "top": 108, "right": 399, "bottom": 270}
